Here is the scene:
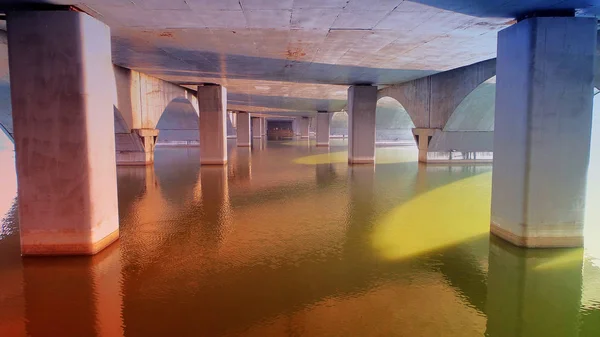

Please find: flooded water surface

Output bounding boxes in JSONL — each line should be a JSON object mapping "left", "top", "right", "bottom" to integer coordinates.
{"left": 0, "top": 139, "right": 599, "bottom": 337}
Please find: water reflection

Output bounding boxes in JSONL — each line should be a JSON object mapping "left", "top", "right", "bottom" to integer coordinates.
{"left": 23, "top": 243, "right": 123, "bottom": 337}
{"left": 0, "top": 142, "right": 599, "bottom": 336}
{"left": 485, "top": 237, "right": 584, "bottom": 337}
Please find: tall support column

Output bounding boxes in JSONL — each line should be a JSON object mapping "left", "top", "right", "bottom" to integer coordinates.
{"left": 237, "top": 112, "right": 251, "bottom": 146}
{"left": 198, "top": 84, "right": 227, "bottom": 165}
{"left": 252, "top": 116, "right": 263, "bottom": 139}
{"left": 8, "top": 11, "right": 118, "bottom": 255}
{"left": 491, "top": 16, "right": 596, "bottom": 248}
{"left": 262, "top": 118, "right": 267, "bottom": 136}
{"left": 348, "top": 85, "right": 377, "bottom": 164}
{"left": 316, "top": 112, "right": 331, "bottom": 147}
{"left": 300, "top": 117, "right": 310, "bottom": 138}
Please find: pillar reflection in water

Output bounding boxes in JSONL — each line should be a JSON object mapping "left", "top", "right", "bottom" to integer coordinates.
{"left": 251, "top": 137, "right": 266, "bottom": 151}
{"left": 485, "top": 236, "right": 583, "bottom": 337}
{"left": 199, "top": 166, "right": 232, "bottom": 243}
{"left": 22, "top": 244, "right": 123, "bottom": 337}
{"left": 229, "top": 146, "right": 252, "bottom": 185}
{"left": 344, "top": 165, "right": 375, "bottom": 259}
{"left": 315, "top": 163, "right": 337, "bottom": 188}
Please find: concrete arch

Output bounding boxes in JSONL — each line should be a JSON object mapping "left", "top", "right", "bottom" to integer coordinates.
{"left": 155, "top": 97, "right": 200, "bottom": 146}
{"left": 444, "top": 76, "right": 496, "bottom": 131}
{"left": 378, "top": 58, "right": 496, "bottom": 129}
{"left": 376, "top": 96, "right": 416, "bottom": 143}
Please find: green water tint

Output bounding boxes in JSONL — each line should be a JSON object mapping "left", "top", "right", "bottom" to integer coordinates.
{"left": 0, "top": 141, "right": 598, "bottom": 336}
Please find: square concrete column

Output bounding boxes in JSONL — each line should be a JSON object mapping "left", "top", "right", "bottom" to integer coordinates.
{"left": 237, "top": 112, "right": 251, "bottom": 146}
{"left": 252, "top": 116, "right": 263, "bottom": 139}
{"left": 8, "top": 11, "right": 118, "bottom": 255}
{"left": 348, "top": 85, "right": 377, "bottom": 164}
{"left": 198, "top": 84, "right": 228, "bottom": 165}
{"left": 292, "top": 118, "right": 299, "bottom": 136}
{"left": 300, "top": 117, "right": 310, "bottom": 138}
{"left": 316, "top": 112, "right": 332, "bottom": 147}
{"left": 491, "top": 16, "right": 596, "bottom": 248}
{"left": 262, "top": 118, "right": 267, "bottom": 136}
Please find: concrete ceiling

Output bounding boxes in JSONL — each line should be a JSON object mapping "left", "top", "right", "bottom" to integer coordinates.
{"left": 1, "top": 0, "right": 599, "bottom": 116}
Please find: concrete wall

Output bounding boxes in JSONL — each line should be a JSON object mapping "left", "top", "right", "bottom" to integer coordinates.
{"left": 112, "top": 66, "right": 199, "bottom": 154}
{"left": 378, "top": 58, "right": 496, "bottom": 130}
{"left": 113, "top": 65, "right": 198, "bottom": 130}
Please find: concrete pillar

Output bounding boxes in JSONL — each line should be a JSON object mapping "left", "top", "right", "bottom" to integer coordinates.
{"left": 316, "top": 112, "right": 331, "bottom": 147}
{"left": 491, "top": 16, "right": 596, "bottom": 248}
{"left": 252, "top": 116, "right": 263, "bottom": 139}
{"left": 198, "top": 84, "right": 227, "bottom": 165}
{"left": 412, "top": 128, "right": 434, "bottom": 163}
{"left": 8, "top": 11, "right": 118, "bottom": 255}
{"left": 300, "top": 117, "right": 310, "bottom": 138}
{"left": 348, "top": 85, "right": 377, "bottom": 164}
{"left": 262, "top": 118, "right": 267, "bottom": 136}
{"left": 116, "top": 128, "right": 159, "bottom": 165}
{"left": 237, "top": 112, "right": 251, "bottom": 146}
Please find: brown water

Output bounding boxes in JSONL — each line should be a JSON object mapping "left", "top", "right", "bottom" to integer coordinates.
{"left": 0, "top": 139, "right": 599, "bottom": 337}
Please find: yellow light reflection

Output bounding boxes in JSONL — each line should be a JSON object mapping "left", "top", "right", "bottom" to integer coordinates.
{"left": 294, "top": 147, "right": 418, "bottom": 165}
{"left": 372, "top": 172, "right": 492, "bottom": 260}
{"left": 533, "top": 248, "right": 585, "bottom": 271}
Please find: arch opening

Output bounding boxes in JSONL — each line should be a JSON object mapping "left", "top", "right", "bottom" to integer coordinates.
{"left": 445, "top": 76, "right": 496, "bottom": 132}
{"left": 331, "top": 111, "right": 348, "bottom": 139}
{"left": 376, "top": 96, "right": 416, "bottom": 146}
{"left": 155, "top": 97, "right": 200, "bottom": 147}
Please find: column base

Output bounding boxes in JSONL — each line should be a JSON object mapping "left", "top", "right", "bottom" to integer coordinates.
{"left": 21, "top": 229, "right": 119, "bottom": 256}
{"left": 201, "top": 159, "right": 228, "bottom": 165}
{"left": 316, "top": 143, "right": 329, "bottom": 147}
{"left": 349, "top": 157, "right": 374, "bottom": 164}
{"left": 490, "top": 221, "right": 583, "bottom": 248}
{"left": 116, "top": 151, "right": 154, "bottom": 166}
